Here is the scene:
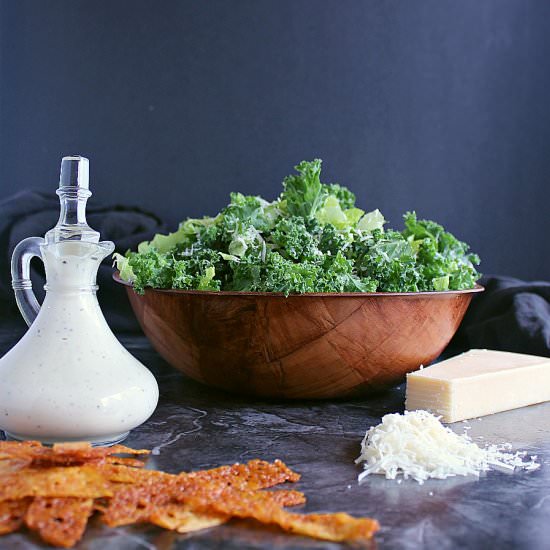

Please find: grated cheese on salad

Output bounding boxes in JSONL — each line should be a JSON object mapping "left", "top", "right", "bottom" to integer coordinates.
{"left": 355, "top": 410, "right": 540, "bottom": 484}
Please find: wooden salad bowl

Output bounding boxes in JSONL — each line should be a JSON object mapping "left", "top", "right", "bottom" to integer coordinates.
{"left": 114, "top": 272, "right": 483, "bottom": 399}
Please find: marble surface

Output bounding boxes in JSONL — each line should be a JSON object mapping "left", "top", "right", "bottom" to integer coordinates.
{"left": 0, "top": 321, "right": 549, "bottom": 549}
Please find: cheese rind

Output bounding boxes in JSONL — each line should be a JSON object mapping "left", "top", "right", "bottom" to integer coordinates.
{"left": 405, "top": 349, "right": 550, "bottom": 423}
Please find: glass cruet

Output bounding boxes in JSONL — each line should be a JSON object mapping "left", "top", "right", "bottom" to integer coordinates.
{"left": 0, "top": 155, "right": 158, "bottom": 446}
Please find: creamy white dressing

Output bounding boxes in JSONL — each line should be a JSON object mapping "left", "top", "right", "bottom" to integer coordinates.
{"left": 0, "top": 241, "right": 158, "bottom": 444}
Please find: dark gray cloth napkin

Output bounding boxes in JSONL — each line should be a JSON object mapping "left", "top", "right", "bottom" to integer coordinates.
{"left": 449, "top": 275, "right": 550, "bottom": 357}
{"left": 0, "top": 190, "right": 166, "bottom": 332}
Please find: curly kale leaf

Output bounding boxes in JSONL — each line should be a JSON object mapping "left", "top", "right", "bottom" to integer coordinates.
{"left": 222, "top": 192, "right": 280, "bottom": 233}
{"left": 317, "top": 223, "right": 350, "bottom": 256}
{"left": 282, "top": 159, "right": 327, "bottom": 219}
{"left": 353, "top": 230, "right": 421, "bottom": 292}
{"left": 116, "top": 159, "right": 481, "bottom": 294}
{"left": 323, "top": 183, "right": 356, "bottom": 209}
{"left": 271, "top": 217, "right": 321, "bottom": 262}
{"left": 127, "top": 246, "right": 222, "bottom": 294}
{"left": 126, "top": 251, "right": 192, "bottom": 294}
{"left": 319, "top": 251, "right": 376, "bottom": 293}
{"left": 402, "top": 212, "right": 481, "bottom": 291}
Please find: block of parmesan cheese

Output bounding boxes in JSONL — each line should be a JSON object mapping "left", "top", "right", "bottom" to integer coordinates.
{"left": 405, "top": 349, "right": 550, "bottom": 423}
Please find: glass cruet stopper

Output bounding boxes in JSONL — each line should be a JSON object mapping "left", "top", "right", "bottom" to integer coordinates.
{"left": 45, "top": 156, "right": 101, "bottom": 244}
{"left": 11, "top": 155, "right": 114, "bottom": 325}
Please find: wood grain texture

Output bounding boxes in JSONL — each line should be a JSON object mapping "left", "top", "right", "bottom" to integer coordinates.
{"left": 114, "top": 273, "right": 483, "bottom": 399}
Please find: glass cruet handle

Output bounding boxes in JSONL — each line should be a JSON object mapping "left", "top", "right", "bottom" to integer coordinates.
{"left": 11, "top": 236, "right": 46, "bottom": 326}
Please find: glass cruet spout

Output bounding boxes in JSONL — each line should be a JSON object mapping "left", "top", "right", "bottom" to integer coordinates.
{"left": 3, "top": 155, "right": 158, "bottom": 446}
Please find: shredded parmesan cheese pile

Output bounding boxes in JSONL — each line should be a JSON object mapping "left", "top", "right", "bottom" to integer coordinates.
{"left": 356, "top": 410, "right": 540, "bottom": 484}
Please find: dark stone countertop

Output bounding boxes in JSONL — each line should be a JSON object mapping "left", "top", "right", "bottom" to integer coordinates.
{"left": 0, "top": 321, "right": 549, "bottom": 550}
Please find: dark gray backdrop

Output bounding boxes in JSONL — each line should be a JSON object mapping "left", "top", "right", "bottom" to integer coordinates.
{"left": 1, "top": 0, "right": 549, "bottom": 280}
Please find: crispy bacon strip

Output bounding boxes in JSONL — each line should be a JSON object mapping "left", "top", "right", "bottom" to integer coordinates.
{"left": 25, "top": 497, "right": 93, "bottom": 548}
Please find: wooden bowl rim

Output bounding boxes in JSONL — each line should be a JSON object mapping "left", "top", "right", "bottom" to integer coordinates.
{"left": 112, "top": 271, "right": 484, "bottom": 298}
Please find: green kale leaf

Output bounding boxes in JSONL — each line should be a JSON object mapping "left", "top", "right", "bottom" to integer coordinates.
{"left": 117, "top": 159, "right": 481, "bottom": 295}
{"left": 282, "top": 159, "right": 327, "bottom": 219}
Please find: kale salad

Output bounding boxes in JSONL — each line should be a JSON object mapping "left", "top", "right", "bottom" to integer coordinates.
{"left": 115, "top": 159, "right": 481, "bottom": 295}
